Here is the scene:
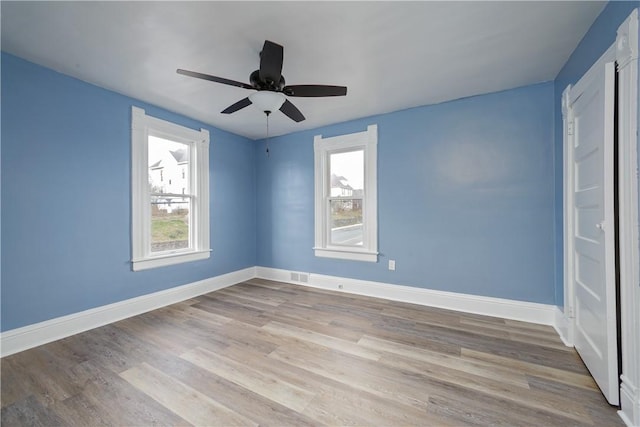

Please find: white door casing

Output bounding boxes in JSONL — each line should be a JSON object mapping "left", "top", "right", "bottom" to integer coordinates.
{"left": 565, "top": 46, "right": 619, "bottom": 406}
{"left": 615, "top": 8, "right": 639, "bottom": 427}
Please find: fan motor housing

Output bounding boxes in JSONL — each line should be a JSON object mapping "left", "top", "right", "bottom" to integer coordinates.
{"left": 250, "top": 70, "right": 285, "bottom": 91}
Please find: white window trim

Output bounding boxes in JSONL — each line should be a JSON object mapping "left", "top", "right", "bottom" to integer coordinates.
{"left": 131, "top": 106, "right": 210, "bottom": 271}
{"left": 313, "top": 124, "right": 378, "bottom": 262}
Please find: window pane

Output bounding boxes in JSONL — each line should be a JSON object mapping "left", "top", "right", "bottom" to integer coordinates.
{"left": 330, "top": 199, "right": 363, "bottom": 246}
{"left": 151, "top": 196, "right": 190, "bottom": 252}
{"left": 330, "top": 150, "right": 363, "bottom": 197}
{"left": 148, "top": 135, "right": 190, "bottom": 194}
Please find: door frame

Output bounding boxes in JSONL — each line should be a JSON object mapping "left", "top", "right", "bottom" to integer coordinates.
{"left": 562, "top": 8, "right": 639, "bottom": 426}
{"left": 614, "top": 9, "right": 640, "bottom": 426}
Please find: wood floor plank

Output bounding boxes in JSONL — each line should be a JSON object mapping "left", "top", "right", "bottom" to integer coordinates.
{"left": 184, "top": 317, "right": 279, "bottom": 356}
{"left": 112, "top": 312, "right": 230, "bottom": 357}
{"left": 214, "top": 287, "right": 287, "bottom": 307}
{"left": 1, "top": 358, "right": 33, "bottom": 408}
{"left": 191, "top": 296, "right": 271, "bottom": 327}
{"left": 504, "top": 317, "right": 560, "bottom": 332}
{"left": 51, "top": 393, "right": 115, "bottom": 427}
{"left": 263, "top": 320, "right": 380, "bottom": 360}
{"left": 219, "top": 342, "right": 439, "bottom": 425}
{"left": 377, "top": 353, "right": 592, "bottom": 423}
{"left": 69, "top": 359, "right": 191, "bottom": 426}
{"left": 459, "top": 318, "right": 573, "bottom": 351}
{"left": 1, "top": 395, "right": 66, "bottom": 427}
{"left": 276, "top": 311, "right": 365, "bottom": 342}
{"left": 145, "top": 348, "right": 320, "bottom": 427}
{"left": 374, "top": 315, "right": 587, "bottom": 373}
{"left": 1, "top": 346, "right": 84, "bottom": 407}
{"left": 331, "top": 318, "right": 463, "bottom": 356}
{"left": 525, "top": 375, "right": 622, "bottom": 426}
{"left": 269, "top": 340, "right": 438, "bottom": 412}
{"left": 303, "top": 382, "right": 459, "bottom": 427}
{"left": 426, "top": 393, "right": 593, "bottom": 427}
{"left": 358, "top": 334, "right": 531, "bottom": 388}
{"left": 462, "top": 347, "right": 599, "bottom": 390}
{"left": 218, "top": 338, "right": 443, "bottom": 427}
{"left": 381, "top": 303, "right": 468, "bottom": 328}
{"left": 154, "top": 301, "right": 234, "bottom": 326}
{"left": 121, "top": 362, "right": 254, "bottom": 426}
{"left": 181, "top": 346, "right": 316, "bottom": 413}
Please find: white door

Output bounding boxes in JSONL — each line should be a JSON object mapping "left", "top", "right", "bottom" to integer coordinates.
{"left": 569, "top": 59, "right": 618, "bottom": 405}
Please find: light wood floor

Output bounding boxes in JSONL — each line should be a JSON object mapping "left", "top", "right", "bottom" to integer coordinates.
{"left": 1, "top": 279, "right": 623, "bottom": 426}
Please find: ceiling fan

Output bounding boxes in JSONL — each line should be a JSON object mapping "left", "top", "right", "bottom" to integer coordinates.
{"left": 177, "top": 40, "right": 347, "bottom": 123}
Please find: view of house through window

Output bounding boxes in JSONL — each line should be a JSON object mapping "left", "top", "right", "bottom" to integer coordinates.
{"left": 148, "top": 135, "right": 191, "bottom": 253}
{"left": 329, "top": 149, "right": 364, "bottom": 246}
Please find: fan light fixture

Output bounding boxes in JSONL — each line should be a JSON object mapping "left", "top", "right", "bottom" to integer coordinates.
{"left": 249, "top": 91, "right": 285, "bottom": 113}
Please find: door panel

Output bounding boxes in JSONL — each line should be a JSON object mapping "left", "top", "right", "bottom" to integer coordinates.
{"left": 570, "top": 60, "right": 618, "bottom": 405}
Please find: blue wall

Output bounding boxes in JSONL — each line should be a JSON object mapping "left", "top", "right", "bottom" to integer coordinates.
{"left": 256, "top": 82, "right": 556, "bottom": 304}
{"left": 1, "top": 53, "right": 257, "bottom": 331}
{"left": 3, "top": 4, "right": 636, "bottom": 331}
{"left": 552, "top": 2, "right": 639, "bottom": 308}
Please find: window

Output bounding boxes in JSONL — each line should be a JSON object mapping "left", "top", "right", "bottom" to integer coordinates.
{"left": 314, "top": 124, "right": 378, "bottom": 262}
{"left": 131, "top": 106, "right": 210, "bottom": 271}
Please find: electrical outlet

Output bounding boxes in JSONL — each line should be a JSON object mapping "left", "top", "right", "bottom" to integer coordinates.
{"left": 338, "top": 284, "right": 344, "bottom": 289}
{"left": 388, "top": 260, "right": 396, "bottom": 271}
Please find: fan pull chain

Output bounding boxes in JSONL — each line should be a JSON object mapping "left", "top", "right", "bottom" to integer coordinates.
{"left": 265, "top": 110, "right": 271, "bottom": 157}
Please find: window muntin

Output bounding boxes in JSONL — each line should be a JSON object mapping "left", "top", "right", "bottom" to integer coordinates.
{"left": 314, "top": 125, "right": 378, "bottom": 262}
{"left": 131, "top": 107, "right": 210, "bottom": 271}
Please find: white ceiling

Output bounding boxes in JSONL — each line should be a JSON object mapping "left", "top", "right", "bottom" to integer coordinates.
{"left": 2, "top": 1, "right": 605, "bottom": 140}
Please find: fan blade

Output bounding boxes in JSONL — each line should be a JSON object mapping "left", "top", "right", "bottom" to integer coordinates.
{"left": 259, "top": 40, "right": 283, "bottom": 84}
{"left": 279, "top": 99, "right": 305, "bottom": 122}
{"left": 177, "top": 69, "right": 254, "bottom": 90}
{"left": 283, "top": 85, "right": 347, "bottom": 97}
{"left": 221, "top": 97, "right": 252, "bottom": 114}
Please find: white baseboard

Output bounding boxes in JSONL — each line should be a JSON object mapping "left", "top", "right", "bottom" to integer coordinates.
{"left": 0, "top": 266, "right": 256, "bottom": 357}
{"left": 0, "top": 265, "right": 563, "bottom": 358}
{"left": 553, "top": 306, "right": 573, "bottom": 347}
{"left": 620, "top": 375, "right": 640, "bottom": 427}
{"left": 255, "top": 267, "right": 557, "bottom": 326}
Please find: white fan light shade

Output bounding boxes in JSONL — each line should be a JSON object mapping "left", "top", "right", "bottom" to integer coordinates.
{"left": 249, "top": 91, "right": 285, "bottom": 112}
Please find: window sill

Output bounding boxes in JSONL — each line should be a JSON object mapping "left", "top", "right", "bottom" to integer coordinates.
{"left": 313, "top": 247, "right": 378, "bottom": 263}
{"left": 132, "top": 249, "right": 211, "bottom": 271}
